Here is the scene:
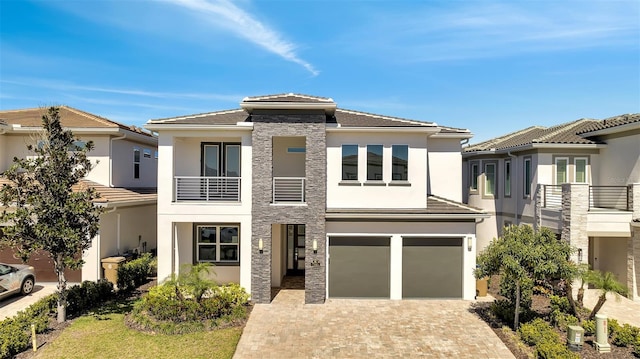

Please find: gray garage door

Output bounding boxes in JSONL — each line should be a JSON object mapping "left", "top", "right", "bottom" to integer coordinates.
{"left": 328, "top": 236, "right": 390, "bottom": 298}
{"left": 402, "top": 237, "right": 463, "bottom": 298}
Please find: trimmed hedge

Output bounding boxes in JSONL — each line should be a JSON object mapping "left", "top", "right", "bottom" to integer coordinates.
{"left": 116, "top": 253, "right": 155, "bottom": 292}
{"left": 518, "top": 318, "right": 578, "bottom": 359}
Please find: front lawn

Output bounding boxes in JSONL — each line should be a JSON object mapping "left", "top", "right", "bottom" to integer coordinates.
{"left": 33, "top": 301, "right": 242, "bottom": 359}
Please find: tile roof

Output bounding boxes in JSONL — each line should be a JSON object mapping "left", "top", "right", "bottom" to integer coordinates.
{"left": 148, "top": 109, "right": 248, "bottom": 125}
{"left": 242, "top": 93, "right": 334, "bottom": 103}
{"left": 0, "top": 106, "right": 153, "bottom": 137}
{"left": 325, "top": 195, "right": 485, "bottom": 218}
{"left": 464, "top": 119, "right": 602, "bottom": 152}
{"left": 576, "top": 113, "right": 640, "bottom": 134}
{"left": 0, "top": 177, "right": 156, "bottom": 206}
{"left": 333, "top": 108, "right": 435, "bottom": 128}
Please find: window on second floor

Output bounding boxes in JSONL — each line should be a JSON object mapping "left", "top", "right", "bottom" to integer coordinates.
{"left": 391, "top": 145, "right": 408, "bottom": 181}
{"left": 484, "top": 163, "right": 496, "bottom": 196}
{"left": 133, "top": 148, "right": 140, "bottom": 179}
{"left": 202, "top": 143, "right": 240, "bottom": 177}
{"left": 575, "top": 158, "right": 588, "bottom": 183}
{"left": 367, "top": 145, "right": 383, "bottom": 181}
{"left": 504, "top": 160, "right": 511, "bottom": 197}
{"left": 524, "top": 158, "right": 532, "bottom": 197}
{"left": 341, "top": 145, "right": 358, "bottom": 180}
{"left": 555, "top": 157, "right": 568, "bottom": 184}
{"left": 470, "top": 162, "right": 479, "bottom": 191}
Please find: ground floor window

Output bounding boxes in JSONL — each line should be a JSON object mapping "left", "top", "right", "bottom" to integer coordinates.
{"left": 195, "top": 224, "right": 239, "bottom": 264}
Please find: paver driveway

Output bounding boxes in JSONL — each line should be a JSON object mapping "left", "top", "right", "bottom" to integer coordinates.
{"left": 234, "top": 290, "right": 514, "bottom": 359}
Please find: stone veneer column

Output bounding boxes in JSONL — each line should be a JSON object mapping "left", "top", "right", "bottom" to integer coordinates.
{"left": 534, "top": 184, "right": 543, "bottom": 231}
{"left": 627, "top": 183, "right": 640, "bottom": 300}
{"left": 250, "top": 113, "right": 327, "bottom": 304}
{"left": 561, "top": 183, "right": 589, "bottom": 264}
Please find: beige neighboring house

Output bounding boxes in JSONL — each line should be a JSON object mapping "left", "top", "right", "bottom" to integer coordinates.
{"left": 463, "top": 113, "right": 640, "bottom": 300}
{"left": 0, "top": 106, "right": 158, "bottom": 282}
{"left": 146, "top": 93, "right": 488, "bottom": 304}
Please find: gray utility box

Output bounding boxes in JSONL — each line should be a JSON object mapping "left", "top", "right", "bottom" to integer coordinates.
{"left": 567, "top": 325, "right": 585, "bottom": 351}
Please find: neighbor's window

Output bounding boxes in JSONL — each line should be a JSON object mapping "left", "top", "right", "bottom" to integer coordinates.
{"left": 196, "top": 225, "right": 239, "bottom": 263}
{"left": 367, "top": 145, "right": 383, "bottom": 181}
{"left": 391, "top": 145, "right": 408, "bottom": 181}
{"left": 524, "top": 158, "right": 532, "bottom": 197}
{"left": 504, "top": 160, "right": 511, "bottom": 197}
{"left": 555, "top": 157, "right": 568, "bottom": 184}
{"left": 575, "top": 158, "right": 588, "bottom": 183}
{"left": 341, "top": 145, "right": 358, "bottom": 180}
{"left": 484, "top": 163, "right": 496, "bottom": 196}
{"left": 470, "top": 162, "right": 479, "bottom": 191}
{"left": 143, "top": 149, "right": 151, "bottom": 158}
{"left": 133, "top": 148, "right": 140, "bottom": 179}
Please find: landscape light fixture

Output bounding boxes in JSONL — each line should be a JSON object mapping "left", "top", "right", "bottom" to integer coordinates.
{"left": 258, "top": 238, "right": 263, "bottom": 254}
{"left": 578, "top": 248, "right": 583, "bottom": 262}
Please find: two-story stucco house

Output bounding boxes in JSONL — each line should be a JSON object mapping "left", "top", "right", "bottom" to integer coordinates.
{"left": 0, "top": 106, "right": 158, "bottom": 282}
{"left": 463, "top": 114, "right": 640, "bottom": 300}
{"left": 146, "top": 93, "right": 488, "bottom": 303}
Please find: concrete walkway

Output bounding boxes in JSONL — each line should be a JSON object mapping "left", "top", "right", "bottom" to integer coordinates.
{"left": 0, "top": 283, "right": 57, "bottom": 320}
{"left": 234, "top": 290, "right": 514, "bottom": 359}
{"left": 581, "top": 288, "right": 640, "bottom": 327}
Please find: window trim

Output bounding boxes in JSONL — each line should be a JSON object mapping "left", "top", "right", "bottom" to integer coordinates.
{"left": 483, "top": 161, "right": 497, "bottom": 198}
{"left": 555, "top": 157, "right": 569, "bottom": 185}
{"left": 133, "top": 147, "right": 141, "bottom": 179}
{"left": 366, "top": 144, "right": 384, "bottom": 182}
{"left": 341, "top": 144, "right": 359, "bottom": 181}
{"left": 469, "top": 161, "right": 479, "bottom": 193}
{"left": 391, "top": 144, "right": 409, "bottom": 182}
{"left": 574, "top": 157, "right": 588, "bottom": 183}
{"left": 523, "top": 157, "right": 532, "bottom": 198}
{"left": 193, "top": 223, "right": 240, "bottom": 265}
{"left": 504, "top": 160, "right": 511, "bottom": 197}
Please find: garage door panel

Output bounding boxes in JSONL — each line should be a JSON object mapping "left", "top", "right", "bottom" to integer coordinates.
{"left": 402, "top": 238, "right": 462, "bottom": 298}
{"left": 329, "top": 237, "right": 390, "bottom": 298}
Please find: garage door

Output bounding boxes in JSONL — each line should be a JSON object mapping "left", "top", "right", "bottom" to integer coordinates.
{"left": 402, "top": 237, "right": 463, "bottom": 298}
{"left": 0, "top": 248, "right": 81, "bottom": 282}
{"left": 328, "top": 236, "right": 390, "bottom": 298}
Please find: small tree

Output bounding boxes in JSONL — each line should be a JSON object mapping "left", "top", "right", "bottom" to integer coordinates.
{"left": 0, "top": 107, "right": 102, "bottom": 322}
{"left": 587, "top": 270, "right": 627, "bottom": 320}
{"left": 475, "top": 225, "right": 574, "bottom": 329}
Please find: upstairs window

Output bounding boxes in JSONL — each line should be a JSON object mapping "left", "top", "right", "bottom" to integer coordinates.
{"left": 555, "top": 157, "right": 568, "bottom": 184}
{"left": 504, "top": 160, "right": 511, "bottom": 197}
{"left": 524, "top": 158, "right": 532, "bottom": 197}
{"left": 143, "top": 149, "right": 151, "bottom": 158}
{"left": 367, "top": 145, "right": 383, "bottom": 181}
{"left": 133, "top": 148, "right": 140, "bottom": 179}
{"left": 391, "top": 145, "right": 408, "bottom": 181}
{"left": 575, "top": 158, "right": 588, "bottom": 183}
{"left": 341, "top": 145, "right": 358, "bottom": 180}
{"left": 470, "top": 162, "right": 479, "bottom": 191}
{"left": 484, "top": 163, "right": 496, "bottom": 196}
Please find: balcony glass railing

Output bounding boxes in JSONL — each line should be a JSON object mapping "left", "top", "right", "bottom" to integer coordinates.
{"left": 175, "top": 176, "right": 240, "bottom": 202}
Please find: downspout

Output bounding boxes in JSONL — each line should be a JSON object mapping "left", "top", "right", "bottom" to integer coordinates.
{"left": 109, "top": 132, "right": 127, "bottom": 187}
{"left": 507, "top": 151, "right": 519, "bottom": 225}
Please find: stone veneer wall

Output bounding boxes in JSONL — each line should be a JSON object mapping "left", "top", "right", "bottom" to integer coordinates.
{"left": 628, "top": 184, "right": 640, "bottom": 300}
{"left": 251, "top": 113, "right": 327, "bottom": 304}
{"left": 561, "top": 183, "right": 589, "bottom": 264}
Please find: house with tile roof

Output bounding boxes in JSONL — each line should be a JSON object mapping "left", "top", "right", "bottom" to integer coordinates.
{"left": 146, "top": 93, "right": 488, "bottom": 303}
{"left": 0, "top": 106, "right": 158, "bottom": 283}
{"left": 462, "top": 113, "right": 640, "bottom": 300}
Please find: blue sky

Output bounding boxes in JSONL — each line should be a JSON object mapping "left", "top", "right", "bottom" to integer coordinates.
{"left": 1, "top": 0, "right": 638, "bottom": 143}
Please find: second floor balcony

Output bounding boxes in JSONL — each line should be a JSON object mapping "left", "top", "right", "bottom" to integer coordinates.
{"left": 541, "top": 184, "right": 632, "bottom": 211}
{"left": 273, "top": 177, "right": 306, "bottom": 203}
{"left": 175, "top": 176, "right": 241, "bottom": 202}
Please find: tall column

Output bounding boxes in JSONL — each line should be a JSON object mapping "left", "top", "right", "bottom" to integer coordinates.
{"left": 561, "top": 183, "right": 589, "bottom": 264}
{"left": 627, "top": 184, "right": 640, "bottom": 300}
{"left": 534, "top": 184, "right": 543, "bottom": 231}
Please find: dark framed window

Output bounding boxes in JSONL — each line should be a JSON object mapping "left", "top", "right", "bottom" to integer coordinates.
{"left": 470, "top": 162, "right": 479, "bottom": 191}
{"left": 504, "top": 160, "right": 511, "bottom": 197}
{"left": 195, "top": 224, "right": 239, "bottom": 264}
{"left": 341, "top": 145, "right": 358, "bottom": 180}
{"left": 367, "top": 145, "right": 383, "bottom": 181}
{"left": 484, "top": 163, "right": 496, "bottom": 196}
{"left": 201, "top": 143, "right": 241, "bottom": 177}
{"left": 133, "top": 148, "right": 140, "bottom": 179}
{"left": 524, "top": 158, "right": 532, "bottom": 197}
{"left": 391, "top": 145, "right": 408, "bottom": 181}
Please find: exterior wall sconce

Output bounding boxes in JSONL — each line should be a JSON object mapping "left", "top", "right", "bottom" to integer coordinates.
{"left": 467, "top": 236, "right": 473, "bottom": 252}
{"left": 258, "top": 238, "right": 263, "bottom": 254}
{"left": 312, "top": 238, "right": 318, "bottom": 254}
{"left": 578, "top": 248, "right": 583, "bottom": 263}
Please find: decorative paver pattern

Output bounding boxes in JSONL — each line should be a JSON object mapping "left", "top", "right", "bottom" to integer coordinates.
{"left": 234, "top": 290, "right": 514, "bottom": 358}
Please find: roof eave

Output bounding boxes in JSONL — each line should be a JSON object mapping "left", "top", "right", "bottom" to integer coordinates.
{"left": 579, "top": 122, "right": 640, "bottom": 137}
{"left": 240, "top": 102, "right": 337, "bottom": 115}
{"left": 325, "top": 212, "right": 489, "bottom": 220}
{"left": 145, "top": 123, "right": 254, "bottom": 131}
{"left": 327, "top": 126, "right": 440, "bottom": 134}
{"left": 431, "top": 132, "right": 473, "bottom": 139}
{"left": 95, "top": 198, "right": 157, "bottom": 208}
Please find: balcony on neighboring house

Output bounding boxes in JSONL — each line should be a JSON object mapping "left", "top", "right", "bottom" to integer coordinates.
{"left": 273, "top": 177, "right": 306, "bottom": 203}
{"left": 540, "top": 184, "right": 632, "bottom": 211}
{"left": 175, "top": 176, "right": 241, "bottom": 202}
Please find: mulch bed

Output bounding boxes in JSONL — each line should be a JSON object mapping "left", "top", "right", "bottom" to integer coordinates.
{"left": 475, "top": 275, "right": 636, "bottom": 358}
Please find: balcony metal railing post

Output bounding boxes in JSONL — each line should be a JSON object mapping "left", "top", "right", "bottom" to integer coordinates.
{"left": 174, "top": 176, "right": 241, "bottom": 202}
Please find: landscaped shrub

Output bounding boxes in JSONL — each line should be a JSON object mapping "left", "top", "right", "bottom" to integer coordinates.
{"left": 0, "top": 294, "right": 56, "bottom": 359}
{"left": 535, "top": 339, "right": 579, "bottom": 359}
{"left": 66, "top": 279, "right": 114, "bottom": 315}
{"left": 117, "top": 253, "right": 154, "bottom": 292}
{"left": 608, "top": 318, "right": 621, "bottom": 338}
{"left": 549, "top": 295, "right": 571, "bottom": 314}
{"left": 491, "top": 299, "right": 536, "bottom": 327}
{"left": 612, "top": 323, "right": 640, "bottom": 347}
{"left": 549, "top": 309, "right": 578, "bottom": 330}
{"left": 518, "top": 318, "right": 578, "bottom": 359}
{"left": 582, "top": 319, "right": 595, "bottom": 336}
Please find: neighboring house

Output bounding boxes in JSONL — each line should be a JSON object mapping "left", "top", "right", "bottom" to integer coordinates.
{"left": 462, "top": 114, "right": 640, "bottom": 300}
{"left": 0, "top": 106, "right": 158, "bottom": 282}
{"left": 146, "top": 93, "right": 487, "bottom": 303}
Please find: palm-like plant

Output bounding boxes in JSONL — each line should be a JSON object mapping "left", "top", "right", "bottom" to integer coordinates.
{"left": 587, "top": 270, "right": 628, "bottom": 320}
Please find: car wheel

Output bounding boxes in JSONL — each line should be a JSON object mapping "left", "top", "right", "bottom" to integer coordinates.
{"left": 21, "top": 277, "right": 34, "bottom": 295}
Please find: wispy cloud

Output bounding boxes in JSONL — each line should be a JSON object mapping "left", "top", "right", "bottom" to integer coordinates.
{"left": 163, "top": 0, "right": 319, "bottom": 75}
{"left": 350, "top": 2, "right": 639, "bottom": 62}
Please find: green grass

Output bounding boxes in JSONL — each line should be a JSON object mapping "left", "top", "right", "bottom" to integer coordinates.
{"left": 34, "top": 301, "right": 242, "bottom": 359}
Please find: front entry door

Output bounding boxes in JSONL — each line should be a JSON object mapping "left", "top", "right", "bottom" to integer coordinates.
{"left": 287, "top": 224, "right": 305, "bottom": 275}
